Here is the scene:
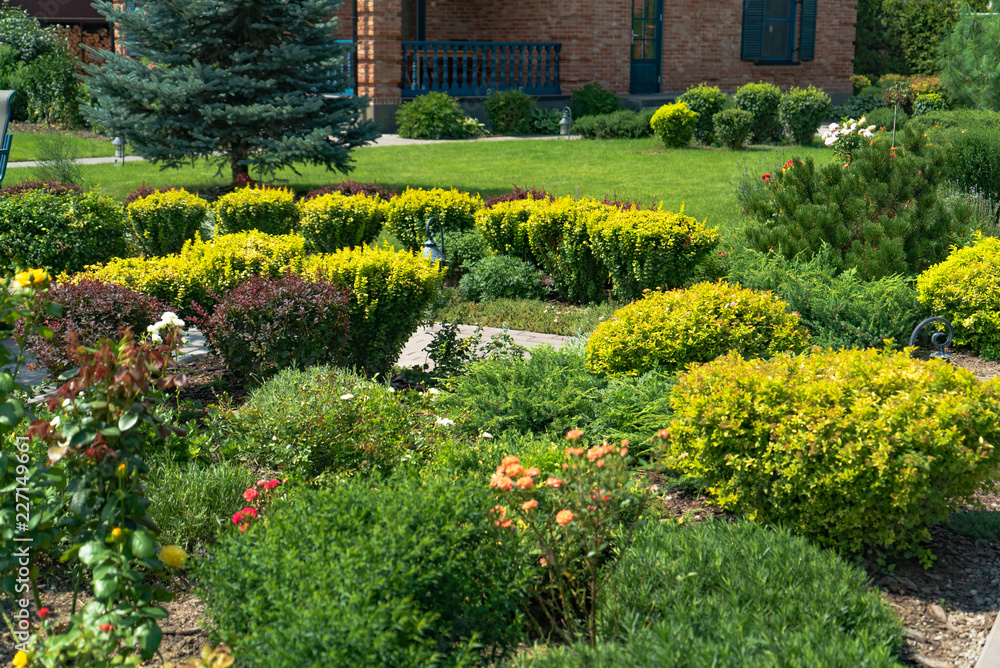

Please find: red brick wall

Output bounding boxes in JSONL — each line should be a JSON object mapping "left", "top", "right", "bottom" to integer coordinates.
{"left": 419, "top": 0, "right": 855, "bottom": 97}
{"left": 356, "top": 0, "right": 403, "bottom": 104}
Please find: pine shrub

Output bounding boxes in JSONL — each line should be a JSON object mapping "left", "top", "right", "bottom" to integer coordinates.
{"left": 526, "top": 521, "right": 902, "bottom": 667}
{"left": 665, "top": 348, "right": 1000, "bottom": 557}
{"left": 677, "top": 84, "right": 728, "bottom": 144}
{"left": 585, "top": 282, "right": 810, "bottom": 376}
{"left": 738, "top": 130, "right": 972, "bottom": 280}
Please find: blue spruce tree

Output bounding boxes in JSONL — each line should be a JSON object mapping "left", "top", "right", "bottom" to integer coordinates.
{"left": 84, "top": 0, "right": 377, "bottom": 180}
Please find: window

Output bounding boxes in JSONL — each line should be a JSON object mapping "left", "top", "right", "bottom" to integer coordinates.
{"left": 740, "top": 0, "right": 816, "bottom": 63}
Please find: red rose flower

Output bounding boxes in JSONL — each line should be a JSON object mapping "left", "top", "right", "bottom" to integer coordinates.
{"left": 38, "top": 607, "right": 50, "bottom": 620}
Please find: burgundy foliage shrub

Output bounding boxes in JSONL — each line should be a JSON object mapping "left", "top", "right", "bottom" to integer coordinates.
{"left": 303, "top": 180, "right": 397, "bottom": 202}
{"left": 193, "top": 273, "right": 351, "bottom": 381}
{"left": 123, "top": 182, "right": 176, "bottom": 208}
{"left": 483, "top": 185, "right": 555, "bottom": 208}
{"left": 0, "top": 181, "right": 84, "bottom": 198}
{"left": 18, "top": 280, "right": 170, "bottom": 374}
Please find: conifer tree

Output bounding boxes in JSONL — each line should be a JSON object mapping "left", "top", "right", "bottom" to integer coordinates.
{"left": 83, "top": 0, "right": 377, "bottom": 180}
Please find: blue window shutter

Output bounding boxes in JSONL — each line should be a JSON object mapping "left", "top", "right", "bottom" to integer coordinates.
{"left": 799, "top": 0, "right": 817, "bottom": 60}
{"left": 741, "top": 0, "right": 766, "bottom": 60}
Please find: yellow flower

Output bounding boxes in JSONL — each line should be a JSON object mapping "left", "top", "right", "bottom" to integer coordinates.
{"left": 111, "top": 527, "right": 122, "bottom": 539}
{"left": 12, "top": 650, "right": 29, "bottom": 668}
{"left": 13, "top": 269, "right": 49, "bottom": 288}
{"left": 159, "top": 545, "right": 188, "bottom": 569}
{"left": 117, "top": 462, "right": 127, "bottom": 476}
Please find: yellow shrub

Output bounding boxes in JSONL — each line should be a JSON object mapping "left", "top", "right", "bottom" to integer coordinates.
{"left": 297, "top": 192, "right": 385, "bottom": 253}
{"left": 83, "top": 231, "right": 307, "bottom": 309}
{"left": 214, "top": 186, "right": 299, "bottom": 235}
{"left": 301, "top": 245, "right": 444, "bottom": 375}
{"left": 917, "top": 233, "right": 1000, "bottom": 358}
{"left": 665, "top": 348, "right": 1000, "bottom": 557}
{"left": 127, "top": 188, "right": 209, "bottom": 256}
{"left": 526, "top": 197, "right": 615, "bottom": 303}
{"left": 650, "top": 102, "right": 697, "bottom": 148}
{"left": 385, "top": 187, "right": 482, "bottom": 250}
{"left": 475, "top": 198, "right": 541, "bottom": 262}
{"left": 586, "top": 281, "right": 810, "bottom": 375}
{"left": 588, "top": 207, "right": 720, "bottom": 300}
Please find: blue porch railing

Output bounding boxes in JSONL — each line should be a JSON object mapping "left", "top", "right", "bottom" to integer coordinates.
{"left": 402, "top": 41, "right": 561, "bottom": 97}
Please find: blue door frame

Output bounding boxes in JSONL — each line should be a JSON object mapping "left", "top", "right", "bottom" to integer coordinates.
{"left": 630, "top": 0, "right": 663, "bottom": 94}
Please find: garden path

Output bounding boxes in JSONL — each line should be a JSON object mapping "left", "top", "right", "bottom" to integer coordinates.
{"left": 1, "top": 323, "right": 574, "bottom": 390}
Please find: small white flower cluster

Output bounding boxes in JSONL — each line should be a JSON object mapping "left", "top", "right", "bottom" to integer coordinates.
{"left": 822, "top": 117, "right": 876, "bottom": 146}
{"left": 147, "top": 311, "right": 186, "bottom": 343}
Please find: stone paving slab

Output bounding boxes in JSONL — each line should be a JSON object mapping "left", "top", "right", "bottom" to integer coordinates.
{"left": 978, "top": 611, "right": 1000, "bottom": 668}
{"left": 1, "top": 324, "right": 574, "bottom": 389}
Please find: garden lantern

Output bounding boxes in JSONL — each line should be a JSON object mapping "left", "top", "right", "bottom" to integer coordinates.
{"left": 112, "top": 136, "right": 126, "bottom": 166}
{"left": 559, "top": 107, "right": 572, "bottom": 138}
{"left": 422, "top": 216, "right": 446, "bottom": 267}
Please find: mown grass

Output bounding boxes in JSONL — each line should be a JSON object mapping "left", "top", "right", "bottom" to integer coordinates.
{"left": 434, "top": 295, "right": 618, "bottom": 337}
{"left": 4, "top": 137, "right": 832, "bottom": 233}
{"left": 8, "top": 129, "right": 115, "bottom": 162}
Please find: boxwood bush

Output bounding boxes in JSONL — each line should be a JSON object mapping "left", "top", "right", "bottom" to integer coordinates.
{"left": 573, "top": 109, "right": 655, "bottom": 139}
{"left": 734, "top": 81, "right": 781, "bottom": 143}
{"left": 526, "top": 521, "right": 902, "bottom": 667}
{"left": 0, "top": 189, "right": 127, "bottom": 274}
{"left": 676, "top": 83, "right": 728, "bottom": 144}
{"left": 712, "top": 108, "right": 754, "bottom": 150}
{"left": 194, "top": 273, "right": 351, "bottom": 382}
{"left": 214, "top": 365, "right": 417, "bottom": 478}
{"left": 917, "top": 233, "right": 1000, "bottom": 358}
{"left": 665, "top": 348, "right": 1000, "bottom": 557}
{"left": 778, "top": 85, "right": 830, "bottom": 144}
{"left": 199, "top": 474, "right": 529, "bottom": 667}
{"left": 484, "top": 89, "right": 534, "bottom": 134}
{"left": 585, "top": 282, "right": 810, "bottom": 376}
{"left": 214, "top": 186, "right": 300, "bottom": 236}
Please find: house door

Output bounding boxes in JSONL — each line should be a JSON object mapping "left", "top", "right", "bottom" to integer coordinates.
{"left": 630, "top": 0, "right": 662, "bottom": 94}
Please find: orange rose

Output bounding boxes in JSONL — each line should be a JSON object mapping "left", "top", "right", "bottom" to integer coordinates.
{"left": 566, "top": 429, "right": 584, "bottom": 440}
{"left": 555, "top": 510, "right": 574, "bottom": 526}
{"left": 522, "top": 499, "right": 538, "bottom": 511}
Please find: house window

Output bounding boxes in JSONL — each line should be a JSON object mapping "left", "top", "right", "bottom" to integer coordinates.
{"left": 741, "top": 0, "right": 816, "bottom": 63}
{"left": 762, "top": 0, "right": 794, "bottom": 60}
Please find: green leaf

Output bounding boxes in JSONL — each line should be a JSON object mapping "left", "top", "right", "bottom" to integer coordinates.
{"left": 0, "top": 399, "right": 24, "bottom": 428}
{"left": 140, "top": 606, "right": 168, "bottom": 620}
{"left": 130, "top": 530, "right": 155, "bottom": 559}
{"left": 93, "top": 576, "right": 121, "bottom": 600}
{"left": 137, "top": 622, "right": 163, "bottom": 660}
{"left": 119, "top": 412, "right": 139, "bottom": 432}
{"left": 78, "top": 541, "right": 110, "bottom": 567}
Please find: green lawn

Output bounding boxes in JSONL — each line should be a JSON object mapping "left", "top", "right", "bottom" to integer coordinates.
{"left": 8, "top": 130, "right": 115, "bottom": 162}
{"left": 4, "top": 137, "right": 832, "bottom": 232}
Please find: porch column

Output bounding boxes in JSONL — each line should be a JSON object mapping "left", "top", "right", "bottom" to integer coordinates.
{"left": 356, "top": 0, "right": 403, "bottom": 131}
